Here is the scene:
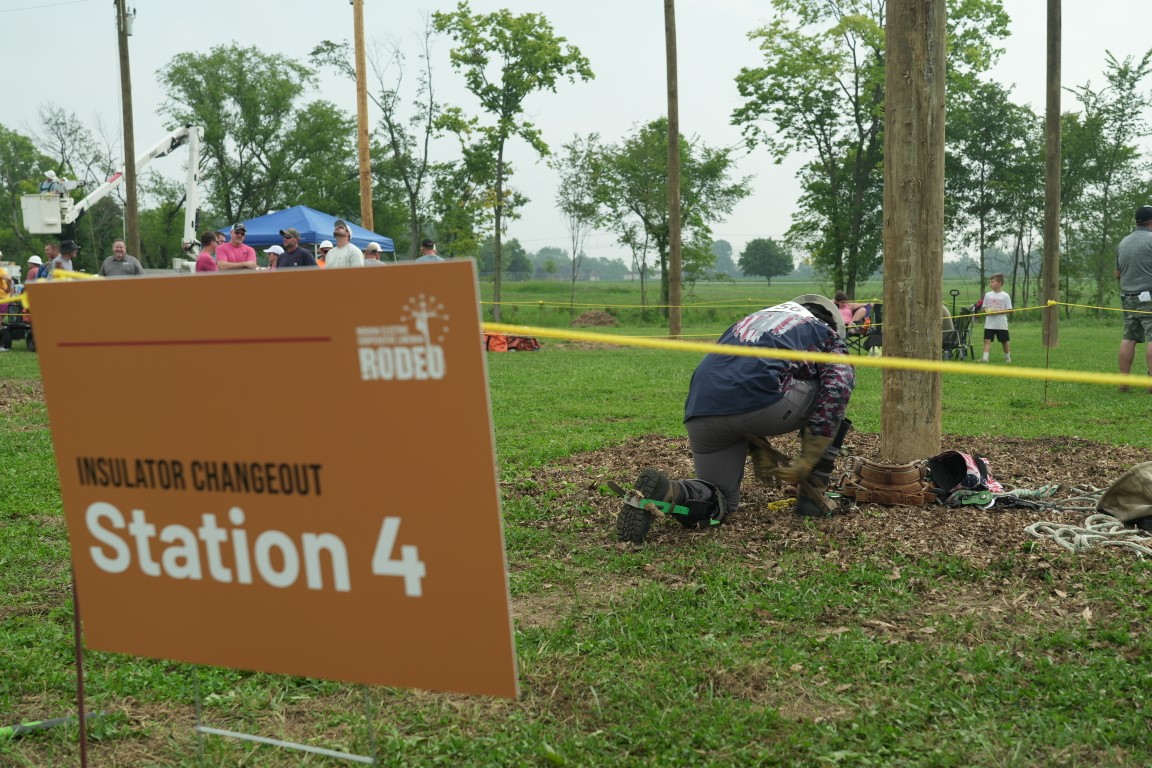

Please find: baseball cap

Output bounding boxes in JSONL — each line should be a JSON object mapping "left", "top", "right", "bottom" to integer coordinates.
{"left": 1136, "top": 206, "right": 1152, "bottom": 224}
{"left": 333, "top": 220, "right": 349, "bottom": 235}
{"left": 264, "top": 245, "right": 285, "bottom": 256}
{"left": 232, "top": 222, "right": 247, "bottom": 232}
{"left": 279, "top": 228, "right": 301, "bottom": 239}
{"left": 366, "top": 242, "right": 381, "bottom": 252}
{"left": 421, "top": 238, "right": 435, "bottom": 249}
{"left": 28, "top": 255, "right": 43, "bottom": 265}
{"left": 319, "top": 240, "right": 334, "bottom": 250}
{"left": 60, "top": 239, "right": 80, "bottom": 253}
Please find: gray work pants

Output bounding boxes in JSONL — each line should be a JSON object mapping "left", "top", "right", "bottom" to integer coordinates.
{"left": 683, "top": 380, "right": 816, "bottom": 513}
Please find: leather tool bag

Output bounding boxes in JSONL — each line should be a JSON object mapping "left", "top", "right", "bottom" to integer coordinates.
{"left": 839, "top": 457, "right": 937, "bottom": 506}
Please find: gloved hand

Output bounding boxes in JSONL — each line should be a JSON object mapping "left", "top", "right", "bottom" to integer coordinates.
{"left": 747, "top": 437, "right": 788, "bottom": 487}
{"left": 771, "top": 433, "right": 833, "bottom": 485}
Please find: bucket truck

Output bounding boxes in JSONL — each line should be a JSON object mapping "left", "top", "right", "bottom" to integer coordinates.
{"left": 21, "top": 125, "right": 202, "bottom": 253}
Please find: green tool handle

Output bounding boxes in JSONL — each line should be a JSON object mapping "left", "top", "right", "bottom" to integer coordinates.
{"left": 0, "top": 712, "right": 104, "bottom": 739}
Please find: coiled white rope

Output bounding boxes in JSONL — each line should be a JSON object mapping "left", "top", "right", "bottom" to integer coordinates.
{"left": 1025, "top": 513, "right": 1152, "bottom": 558}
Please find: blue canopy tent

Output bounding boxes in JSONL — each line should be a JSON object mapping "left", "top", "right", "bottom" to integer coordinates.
{"left": 219, "top": 205, "right": 394, "bottom": 252}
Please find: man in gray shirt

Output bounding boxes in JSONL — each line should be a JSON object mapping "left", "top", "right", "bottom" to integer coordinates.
{"left": 415, "top": 238, "right": 445, "bottom": 263}
{"left": 1115, "top": 205, "right": 1152, "bottom": 390}
{"left": 98, "top": 239, "right": 145, "bottom": 277}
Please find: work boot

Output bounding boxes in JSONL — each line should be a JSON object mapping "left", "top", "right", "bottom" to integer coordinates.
{"left": 793, "top": 419, "right": 851, "bottom": 517}
{"left": 616, "top": 468, "right": 683, "bottom": 545}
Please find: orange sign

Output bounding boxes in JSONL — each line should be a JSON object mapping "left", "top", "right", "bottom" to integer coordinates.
{"left": 31, "top": 263, "right": 518, "bottom": 698}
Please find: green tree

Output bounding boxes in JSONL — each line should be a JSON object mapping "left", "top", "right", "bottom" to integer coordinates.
{"left": 159, "top": 45, "right": 355, "bottom": 225}
{"left": 478, "top": 236, "right": 529, "bottom": 276}
{"left": 433, "top": 1, "right": 593, "bottom": 322}
{"left": 0, "top": 124, "right": 54, "bottom": 258}
{"left": 595, "top": 117, "right": 751, "bottom": 316}
{"left": 711, "top": 239, "right": 739, "bottom": 278}
{"left": 533, "top": 245, "right": 570, "bottom": 277}
{"left": 1062, "top": 53, "right": 1152, "bottom": 312}
{"left": 553, "top": 133, "right": 603, "bottom": 308}
{"left": 313, "top": 20, "right": 440, "bottom": 258}
{"left": 739, "top": 237, "right": 792, "bottom": 284}
{"left": 733, "top": 0, "right": 1009, "bottom": 296}
{"left": 946, "top": 79, "right": 1038, "bottom": 292}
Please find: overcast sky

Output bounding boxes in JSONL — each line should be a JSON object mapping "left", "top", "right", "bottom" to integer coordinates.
{"left": 1, "top": 0, "right": 1149, "bottom": 263}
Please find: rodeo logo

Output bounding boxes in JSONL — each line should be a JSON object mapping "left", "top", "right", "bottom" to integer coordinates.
{"left": 356, "top": 294, "right": 449, "bottom": 381}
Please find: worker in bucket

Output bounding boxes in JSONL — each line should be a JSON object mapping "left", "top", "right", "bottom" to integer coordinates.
{"left": 617, "top": 294, "right": 855, "bottom": 545}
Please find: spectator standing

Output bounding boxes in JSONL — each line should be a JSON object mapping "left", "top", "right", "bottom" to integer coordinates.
{"left": 316, "top": 239, "right": 333, "bottom": 268}
{"left": 364, "top": 242, "right": 386, "bottom": 266}
{"left": 263, "top": 245, "right": 285, "bottom": 270}
{"left": 325, "top": 220, "right": 364, "bottom": 268}
{"left": 1116, "top": 205, "right": 1152, "bottom": 390}
{"left": 53, "top": 240, "right": 79, "bottom": 273}
{"left": 415, "top": 238, "right": 444, "bottom": 263}
{"left": 216, "top": 224, "right": 258, "bottom": 271}
{"left": 98, "top": 239, "right": 145, "bottom": 277}
{"left": 195, "top": 231, "right": 219, "bottom": 273}
{"left": 274, "top": 229, "right": 316, "bottom": 269}
{"left": 25, "top": 256, "right": 43, "bottom": 284}
{"left": 978, "top": 273, "right": 1012, "bottom": 363}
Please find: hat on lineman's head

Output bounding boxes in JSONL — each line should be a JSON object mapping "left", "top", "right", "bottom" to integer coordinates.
{"left": 792, "top": 293, "right": 845, "bottom": 339}
{"left": 1136, "top": 205, "right": 1152, "bottom": 224}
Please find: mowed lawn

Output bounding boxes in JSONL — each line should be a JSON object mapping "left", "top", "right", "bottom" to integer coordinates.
{"left": 3, "top": 296, "right": 1152, "bottom": 767}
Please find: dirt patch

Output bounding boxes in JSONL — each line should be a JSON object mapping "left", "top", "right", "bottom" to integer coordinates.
{"left": 507, "top": 432, "right": 1150, "bottom": 570}
{"left": 0, "top": 380, "right": 44, "bottom": 414}
{"left": 570, "top": 310, "right": 617, "bottom": 327}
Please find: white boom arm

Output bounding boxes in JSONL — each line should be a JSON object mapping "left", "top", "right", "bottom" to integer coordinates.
{"left": 22, "top": 125, "right": 203, "bottom": 252}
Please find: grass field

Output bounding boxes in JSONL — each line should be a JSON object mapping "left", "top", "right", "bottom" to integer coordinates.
{"left": 2, "top": 282, "right": 1151, "bottom": 767}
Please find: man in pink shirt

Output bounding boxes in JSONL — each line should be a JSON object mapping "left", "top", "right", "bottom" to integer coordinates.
{"left": 195, "top": 231, "right": 219, "bottom": 272}
{"left": 215, "top": 223, "right": 258, "bottom": 271}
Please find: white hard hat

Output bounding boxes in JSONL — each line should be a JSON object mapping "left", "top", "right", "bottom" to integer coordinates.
{"left": 366, "top": 242, "right": 381, "bottom": 252}
{"left": 28, "top": 255, "right": 43, "bottom": 265}
{"left": 792, "top": 293, "right": 846, "bottom": 339}
{"left": 319, "top": 240, "right": 334, "bottom": 250}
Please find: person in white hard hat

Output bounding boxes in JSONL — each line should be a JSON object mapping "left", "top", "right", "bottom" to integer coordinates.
{"left": 40, "top": 170, "right": 67, "bottom": 195}
{"left": 25, "top": 255, "right": 43, "bottom": 285}
{"left": 316, "top": 239, "right": 333, "bottom": 268}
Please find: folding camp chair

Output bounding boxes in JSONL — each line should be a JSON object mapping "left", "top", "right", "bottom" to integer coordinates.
{"left": 845, "top": 302, "right": 879, "bottom": 355}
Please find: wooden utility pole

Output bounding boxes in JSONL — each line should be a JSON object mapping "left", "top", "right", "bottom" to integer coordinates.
{"left": 115, "top": 0, "right": 140, "bottom": 259}
{"left": 1042, "top": 0, "right": 1061, "bottom": 348}
{"left": 664, "top": 0, "right": 682, "bottom": 337}
{"left": 880, "top": 0, "right": 947, "bottom": 462}
{"left": 353, "top": 0, "right": 374, "bottom": 230}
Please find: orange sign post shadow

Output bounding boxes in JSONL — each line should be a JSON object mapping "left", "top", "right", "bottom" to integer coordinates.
{"left": 31, "top": 261, "right": 518, "bottom": 698}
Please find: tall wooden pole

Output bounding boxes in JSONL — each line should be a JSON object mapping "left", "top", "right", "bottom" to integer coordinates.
{"left": 880, "top": 0, "right": 946, "bottom": 462}
{"left": 664, "top": 0, "right": 682, "bottom": 337}
{"left": 1042, "top": 0, "right": 1061, "bottom": 348}
{"left": 115, "top": 0, "right": 140, "bottom": 260}
{"left": 353, "top": 0, "right": 374, "bottom": 230}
